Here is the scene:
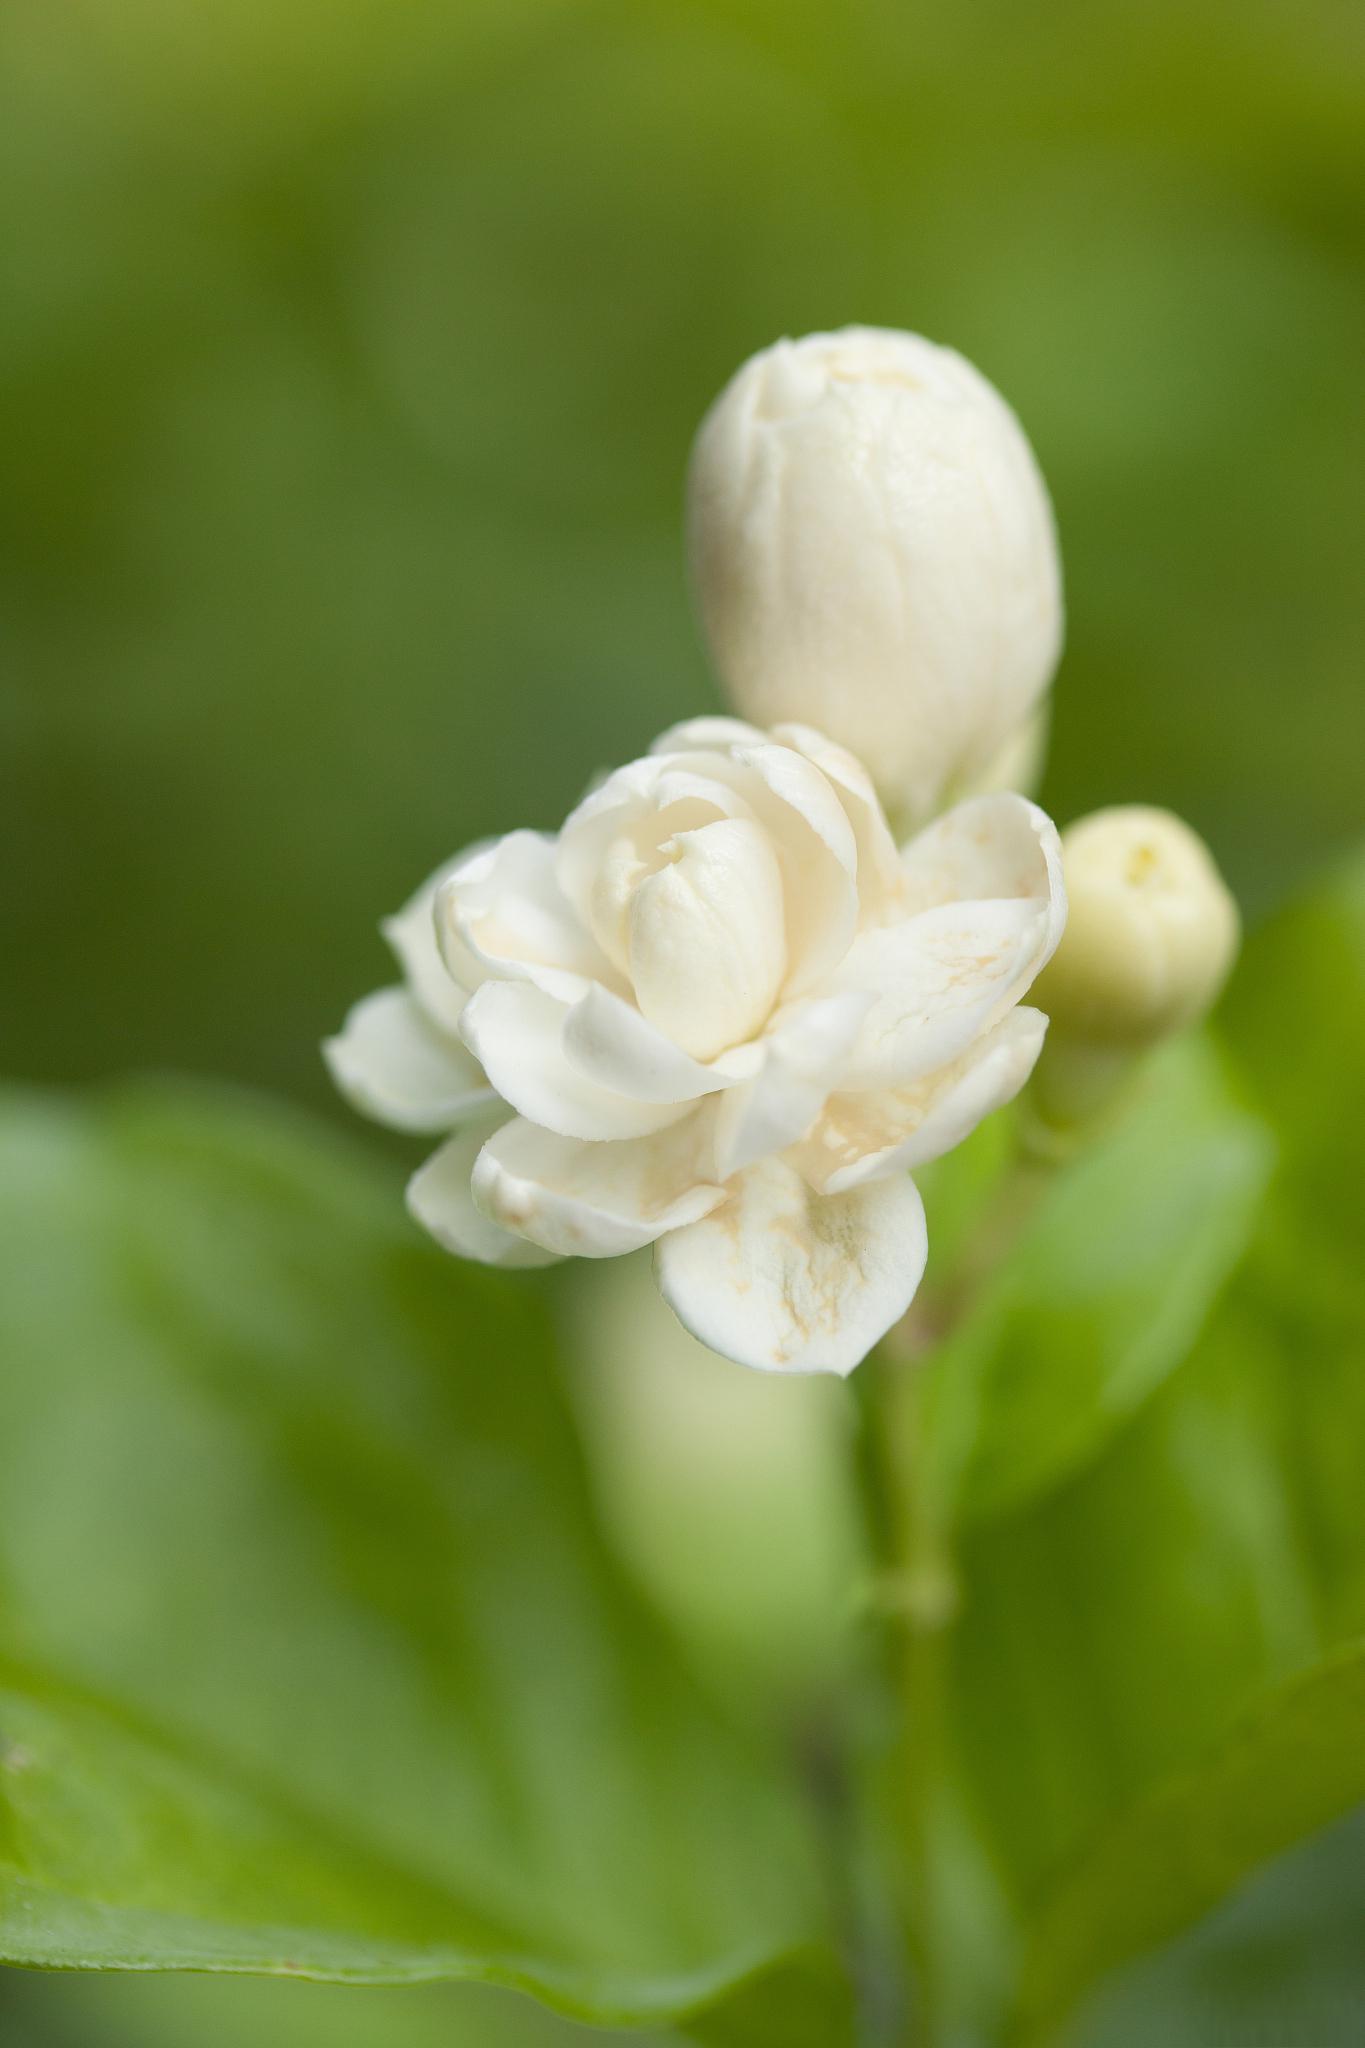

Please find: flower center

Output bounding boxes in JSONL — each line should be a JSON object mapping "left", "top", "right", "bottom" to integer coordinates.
{"left": 627, "top": 816, "right": 787, "bottom": 1061}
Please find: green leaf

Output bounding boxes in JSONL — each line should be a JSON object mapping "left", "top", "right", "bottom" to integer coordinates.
{"left": 1219, "top": 851, "right": 1365, "bottom": 1642}
{"left": 917, "top": 1035, "right": 1272, "bottom": 1531}
{"left": 0, "top": 1084, "right": 831, "bottom": 2024}
{"left": 1221, "top": 848, "right": 1365, "bottom": 1266}
{"left": 0, "top": 1945, "right": 855, "bottom": 2048}
{"left": 1073, "top": 1808, "right": 1365, "bottom": 2048}
{"left": 945, "top": 1300, "right": 1319, "bottom": 1901}
{"left": 1013, "top": 1639, "right": 1365, "bottom": 2044}
{"left": 915, "top": 853, "right": 1365, "bottom": 2039}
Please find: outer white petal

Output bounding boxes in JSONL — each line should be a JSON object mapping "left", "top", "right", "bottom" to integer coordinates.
{"left": 383, "top": 854, "right": 486, "bottom": 1032}
{"left": 771, "top": 723, "right": 907, "bottom": 925}
{"left": 656, "top": 1157, "right": 927, "bottom": 1376}
{"left": 830, "top": 794, "right": 1065, "bottom": 1091}
{"left": 437, "top": 829, "right": 621, "bottom": 1003}
{"left": 407, "top": 1122, "right": 561, "bottom": 1268}
{"left": 831, "top": 896, "right": 1049, "bottom": 1090}
{"left": 458, "top": 980, "right": 690, "bottom": 1142}
{"left": 712, "top": 991, "right": 872, "bottom": 1181}
{"left": 900, "top": 792, "right": 1066, "bottom": 962}
{"left": 323, "top": 987, "right": 494, "bottom": 1134}
{"left": 650, "top": 716, "right": 770, "bottom": 754}
{"left": 793, "top": 1008, "right": 1048, "bottom": 1193}
{"left": 472, "top": 1113, "right": 723, "bottom": 1259}
{"left": 732, "top": 741, "right": 859, "bottom": 993}
{"left": 562, "top": 982, "right": 761, "bottom": 1103}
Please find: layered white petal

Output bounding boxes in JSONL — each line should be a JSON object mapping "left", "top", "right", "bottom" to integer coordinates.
{"left": 382, "top": 856, "right": 483, "bottom": 1032}
{"left": 472, "top": 1112, "right": 724, "bottom": 1259}
{"left": 832, "top": 896, "right": 1052, "bottom": 1091}
{"left": 628, "top": 816, "right": 787, "bottom": 1059}
{"left": 556, "top": 758, "right": 750, "bottom": 973}
{"left": 900, "top": 792, "right": 1066, "bottom": 955}
{"left": 638, "top": 741, "right": 860, "bottom": 994}
{"left": 323, "top": 987, "right": 493, "bottom": 1134}
{"left": 793, "top": 1007, "right": 1048, "bottom": 1194}
{"left": 562, "top": 982, "right": 761, "bottom": 1104}
{"left": 656, "top": 1157, "right": 927, "bottom": 1375}
{"left": 772, "top": 723, "right": 907, "bottom": 925}
{"left": 407, "top": 1122, "right": 561, "bottom": 1268}
{"left": 712, "top": 992, "right": 872, "bottom": 1181}
{"left": 458, "top": 980, "right": 690, "bottom": 1141}
{"left": 650, "top": 716, "right": 770, "bottom": 755}
{"left": 437, "top": 829, "right": 622, "bottom": 1004}
{"left": 730, "top": 741, "right": 859, "bottom": 993}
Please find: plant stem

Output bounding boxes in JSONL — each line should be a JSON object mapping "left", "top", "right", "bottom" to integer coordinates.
{"left": 857, "top": 1146, "right": 1066, "bottom": 2044}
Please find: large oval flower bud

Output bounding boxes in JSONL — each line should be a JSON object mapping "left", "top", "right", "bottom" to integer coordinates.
{"left": 687, "top": 327, "right": 1063, "bottom": 828}
{"left": 1036, "top": 806, "right": 1240, "bottom": 1049}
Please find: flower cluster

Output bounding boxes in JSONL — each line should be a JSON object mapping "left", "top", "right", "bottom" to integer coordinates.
{"left": 327, "top": 716, "right": 1064, "bottom": 1372}
{"left": 328, "top": 324, "right": 1238, "bottom": 1373}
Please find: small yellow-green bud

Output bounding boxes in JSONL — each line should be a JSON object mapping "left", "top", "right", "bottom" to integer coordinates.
{"left": 1029, "top": 807, "right": 1239, "bottom": 1141}
{"left": 1036, "top": 806, "right": 1239, "bottom": 1049}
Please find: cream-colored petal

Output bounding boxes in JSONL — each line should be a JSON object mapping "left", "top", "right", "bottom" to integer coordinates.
{"left": 793, "top": 1008, "right": 1048, "bottom": 1193}
{"left": 711, "top": 992, "right": 871, "bottom": 1181}
{"left": 382, "top": 853, "right": 487, "bottom": 1032}
{"left": 556, "top": 757, "right": 748, "bottom": 973}
{"left": 458, "top": 980, "right": 690, "bottom": 1142}
{"left": 562, "top": 982, "right": 761, "bottom": 1104}
{"left": 771, "top": 723, "right": 907, "bottom": 926}
{"left": 826, "top": 794, "right": 1063, "bottom": 1092}
{"left": 437, "top": 828, "right": 620, "bottom": 1005}
{"left": 656, "top": 1156, "right": 927, "bottom": 1376}
{"left": 650, "top": 715, "right": 770, "bottom": 754}
{"left": 406, "top": 1123, "right": 561, "bottom": 1269}
{"left": 648, "top": 742, "right": 860, "bottom": 998}
{"left": 900, "top": 792, "right": 1065, "bottom": 955}
{"left": 832, "top": 895, "right": 1052, "bottom": 1091}
{"left": 628, "top": 816, "right": 787, "bottom": 1060}
{"left": 472, "top": 1113, "right": 723, "bottom": 1260}
{"left": 732, "top": 741, "right": 859, "bottom": 993}
{"left": 323, "top": 987, "right": 494, "bottom": 1134}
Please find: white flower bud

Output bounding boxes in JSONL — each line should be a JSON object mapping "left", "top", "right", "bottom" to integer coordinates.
{"left": 687, "top": 327, "right": 1063, "bottom": 827}
{"left": 1035, "top": 807, "right": 1240, "bottom": 1050}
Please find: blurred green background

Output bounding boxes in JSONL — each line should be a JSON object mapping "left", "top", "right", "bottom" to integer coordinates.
{"left": 3, "top": 1, "right": 1363, "bottom": 2043}
{"left": 3, "top": 0, "right": 1362, "bottom": 1109}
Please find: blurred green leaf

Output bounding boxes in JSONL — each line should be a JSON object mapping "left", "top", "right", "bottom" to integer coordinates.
{"left": 0, "top": 1972, "right": 640, "bottom": 2048}
{"left": 917, "top": 851, "right": 1365, "bottom": 2039}
{"left": 1073, "top": 1807, "right": 1365, "bottom": 2048}
{"left": 937, "top": 1307, "right": 1318, "bottom": 1996}
{"left": 0, "top": 1085, "right": 831, "bottom": 2024}
{"left": 1218, "top": 850, "right": 1365, "bottom": 1652}
{"left": 0, "top": 1945, "right": 853, "bottom": 2048}
{"left": 1014, "top": 1639, "right": 1365, "bottom": 2045}
{"left": 918, "top": 1036, "right": 1272, "bottom": 1531}
{"left": 1222, "top": 846, "right": 1365, "bottom": 1294}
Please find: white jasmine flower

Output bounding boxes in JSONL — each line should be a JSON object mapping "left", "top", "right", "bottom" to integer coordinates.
{"left": 687, "top": 327, "right": 1063, "bottom": 828}
{"left": 326, "top": 720, "right": 1065, "bottom": 1373}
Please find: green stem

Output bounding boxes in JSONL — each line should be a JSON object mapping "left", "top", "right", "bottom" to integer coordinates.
{"left": 858, "top": 1351, "right": 949, "bottom": 2047}
{"left": 857, "top": 1146, "right": 1067, "bottom": 2044}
